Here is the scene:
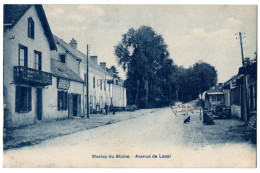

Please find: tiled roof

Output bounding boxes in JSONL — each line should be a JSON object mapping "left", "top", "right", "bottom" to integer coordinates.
{"left": 4, "top": 4, "right": 57, "bottom": 50}
{"left": 4, "top": 4, "right": 31, "bottom": 25}
{"left": 51, "top": 59, "right": 84, "bottom": 83}
{"left": 53, "top": 35, "right": 113, "bottom": 77}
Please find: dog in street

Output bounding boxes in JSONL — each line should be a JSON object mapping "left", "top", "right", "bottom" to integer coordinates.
{"left": 184, "top": 116, "right": 191, "bottom": 124}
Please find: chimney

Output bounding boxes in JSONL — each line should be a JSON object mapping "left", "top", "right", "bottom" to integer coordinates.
{"left": 107, "top": 69, "right": 113, "bottom": 75}
{"left": 100, "top": 62, "right": 106, "bottom": 70}
{"left": 69, "top": 38, "right": 77, "bottom": 49}
{"left": 90, "top": 56, "right": 98, "bottom": 63}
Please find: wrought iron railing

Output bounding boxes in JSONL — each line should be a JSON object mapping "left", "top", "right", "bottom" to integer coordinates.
{"left": 14, "top": 66, "right": 52, "bottom": 86}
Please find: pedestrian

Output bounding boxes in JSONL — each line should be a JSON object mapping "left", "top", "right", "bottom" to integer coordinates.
{"left": 105, "top": 104, "right": 108, "bottom": 115}
{"left": 113, "top": 107, "right": 116, "bottom": 115}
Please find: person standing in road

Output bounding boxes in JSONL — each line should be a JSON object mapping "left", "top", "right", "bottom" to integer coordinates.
{"left": 105, "top": 104, "right": 108, "bottom": 115}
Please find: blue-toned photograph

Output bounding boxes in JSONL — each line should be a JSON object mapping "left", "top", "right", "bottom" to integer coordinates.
{"left": 2, "top": 3, "right": 257, "bottom": 168}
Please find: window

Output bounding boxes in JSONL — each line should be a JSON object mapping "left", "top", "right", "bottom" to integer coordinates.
{"left": 93, "top": 77, "right": 95, "bottom": 88}
{"left": 34, "top": 50, "right": 42, "bottom": 70}
{"left": 116, "top": 80, "right": 119, "bottom": 85}
{"left": 57, "top": 90, "right": 68, "bottom": 111}
{"left": 104, "top": 80, "right": 106, "bottom": 91}
{"left": 217, "top": 95, "right": 222, "bottom": 101}
{"left": 19, "top": 44, "right": 28, "bottom": 67}
{"left": 90, "top": 95, "right": 93, "bottom": 107}
{"left": 28, "top": 17, "right": 34, "bottom": 39}
{"left": 211, "top": 95, "right": 217, "bottom": 101}
{"left": 59, "top": 54, "right": 66, "bottom": 63}
{"left": 15, "top": 86, "right": 31, "bottom": 113}
{"left": 100, "top": 80, "right": 102, "bottom": 90}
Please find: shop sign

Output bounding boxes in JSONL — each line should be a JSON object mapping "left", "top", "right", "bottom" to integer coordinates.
{"left": 57, "top": 78, "right": 70, "bottom": 90}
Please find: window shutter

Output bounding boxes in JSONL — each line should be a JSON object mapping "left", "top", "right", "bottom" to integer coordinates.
{"left": 24, "top": 47, "right": 28, "bottom": 67}
{"left": 65, "top": 92, "right": 68, "bottom": 110}
{"left": 62, "top": 91, "right": 65, "bottom": 110}
{"left": 38, "top": 53, "right": 42, "bottom": 70}
{"left": 28, "top": 87, "right": 32, "bottom": 111}
{"left": 32, "top": 20, "right": 34, "bottom": 39}
{"left": 15, "top": 86, "right": 21, "bottom": 112}
{"left": 77, "top": 95, "right": 81, "bottom": 116}
{"left": 57, "top": 91, "right": 61, "bottom": 110}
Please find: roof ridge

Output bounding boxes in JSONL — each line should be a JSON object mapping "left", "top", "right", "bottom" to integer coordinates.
{"left": 53, "top": 34, "right": 113, "bottom": 77}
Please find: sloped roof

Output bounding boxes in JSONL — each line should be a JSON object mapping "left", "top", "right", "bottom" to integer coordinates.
{"left": 53, "top": 35, "right": 113, "bottom": 77}
{"left": 4, "top": 4, "right": 56, "bottom": 50}
{"left": 51, "top": 59, "right": 84, "bottom": 83}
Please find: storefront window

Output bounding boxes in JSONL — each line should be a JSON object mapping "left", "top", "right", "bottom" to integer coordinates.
{"left": 58, "top": 90, "right": 68, "bottom": 110}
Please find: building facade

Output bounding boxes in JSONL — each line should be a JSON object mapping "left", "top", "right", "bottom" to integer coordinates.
{"left": 3, "top": 5, "right": 127, "bottom": 127}
{"left": 223, "top": 60, "right": 257, "bottom": 121}
{"left": 52, "top": 36, "right": 127, "bottom": 115}
{"left": 3, "top": 5, "right": 57, "bottom": 127}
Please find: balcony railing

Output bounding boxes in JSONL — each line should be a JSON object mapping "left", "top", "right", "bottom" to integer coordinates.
{"left": 14, "top": 66, "right": 52, "bottom": 86}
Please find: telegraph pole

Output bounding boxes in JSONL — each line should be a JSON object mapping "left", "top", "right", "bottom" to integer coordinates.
{"left": 86, "top": 44, "right": 90, "bottom": 118}
{"left": 239, "top": 32, "right": 245, "bottom": 67}
{"left": 236, "top": 32, "right": 248, "bottom": 121}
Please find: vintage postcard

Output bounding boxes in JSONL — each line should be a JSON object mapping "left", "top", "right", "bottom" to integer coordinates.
{"left": 2, "top": 2, "right": 257, "bottom": 168}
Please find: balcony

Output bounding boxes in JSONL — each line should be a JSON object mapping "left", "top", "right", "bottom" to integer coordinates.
{"left": 14, "top": 66, "right": 52, "bottom": 86}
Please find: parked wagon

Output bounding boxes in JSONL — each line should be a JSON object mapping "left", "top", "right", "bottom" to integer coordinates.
{"left": 202, "top": 88, "right": 226, "bottom": 122}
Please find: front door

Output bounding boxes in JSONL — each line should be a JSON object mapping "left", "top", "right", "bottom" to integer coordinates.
{"left": 68, "top": 94, "right": 73, "bottom": 118}
{"left": 73, "top": 94, "right": 78, "bottom": 116}
{"left": 36, "top": 88, "right": 42, "bottom": 120}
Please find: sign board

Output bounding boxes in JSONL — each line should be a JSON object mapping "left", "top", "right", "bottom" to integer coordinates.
{"left": 57, "top": 78, "right": 70, "bottom": 90}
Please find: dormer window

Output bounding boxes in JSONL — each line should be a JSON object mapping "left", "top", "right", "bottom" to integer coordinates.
{"left": 59, "top": 54, "right": 66, "bottom": 63}
{"left": 28, "top": 17, "right": 34, "bottom": 39}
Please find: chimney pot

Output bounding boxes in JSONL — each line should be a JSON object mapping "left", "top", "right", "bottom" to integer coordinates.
{"left": 90, "top": 56, "right": 98, "bottom": 63}
{"left": 69, "top": 38, "right": 77, "bottom": 49}
{"left": 100, "top": 62, "right": 106, "bottom": 70}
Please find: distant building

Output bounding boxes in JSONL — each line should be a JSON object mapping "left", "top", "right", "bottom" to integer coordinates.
{"left": 52, "top": 36, "right": 127, "bottom": 114}
{"left": 111, "top": 78, "right": 127, "bottom": 108}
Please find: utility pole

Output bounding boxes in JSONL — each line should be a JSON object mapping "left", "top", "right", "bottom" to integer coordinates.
{"left": 239, "top": 32, "right": 245, "bottom": 67}
{"left": 86, "top": 44, "right": 90, "bottom": 118}
{"left": 236, "top": 32, "right": 248, "bottom": 121}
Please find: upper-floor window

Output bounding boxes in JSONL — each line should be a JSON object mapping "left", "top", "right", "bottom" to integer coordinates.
{"left": 93, "top": 77, "right": 95, "bottom": 88}
{"left": 59, "top": 54, "right": 66, "bottom": 63}
{"left": 116, "top": 80, "right": 119, "bottom": 85}
{"left": 34, "top": 50, "right": 42, "bottom": 70}
{"left": 100, "top": 80, "right": 102, "bottom": 90}
{"left": 19, "top": 44, "right": 28, "bottom": 67}
{"left": 28, "top": 17, "right": 34, "bottom": 39}
{"left": 104, "top": 80, "right": 106, "bottom": 91}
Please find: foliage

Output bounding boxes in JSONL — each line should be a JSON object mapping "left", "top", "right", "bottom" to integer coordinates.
{"left": 115, "top": 26, "right": 218, "bottom": 108}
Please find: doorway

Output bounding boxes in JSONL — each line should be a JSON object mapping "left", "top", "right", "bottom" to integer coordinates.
{"left": 68, "top": 93, "right": 81, "bottom": 118}
{"left": 36, "top": 88, "right": 42, "bottom": 120}
{"left": 73, "top": 94, "right": 78, "bottom": 116}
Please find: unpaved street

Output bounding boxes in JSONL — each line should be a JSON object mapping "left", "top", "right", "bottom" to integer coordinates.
{"left": 4, "top": 104, "right": 256, "bottom": 168}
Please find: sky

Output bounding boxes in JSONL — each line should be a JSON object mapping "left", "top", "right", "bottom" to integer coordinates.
{"left": 43, "top": 4, "right": 257, "bottom": 83}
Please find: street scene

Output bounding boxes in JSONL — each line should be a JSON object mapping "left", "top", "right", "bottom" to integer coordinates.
{"left": 3, "top": 101, "right": 256, "bottom": 167}
{"left": 3, "top": 4, "right": 257, "bottom": 168}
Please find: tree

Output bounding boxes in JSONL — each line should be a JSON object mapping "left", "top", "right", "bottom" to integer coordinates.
{"left": 190, "top": 61, "right": 218, "bottom": 94}
{"left": 114, "top": 26, "right": 169, "bottom": 108}
{"left": 109, "top": 65, "right": 120, "bottom": 78}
